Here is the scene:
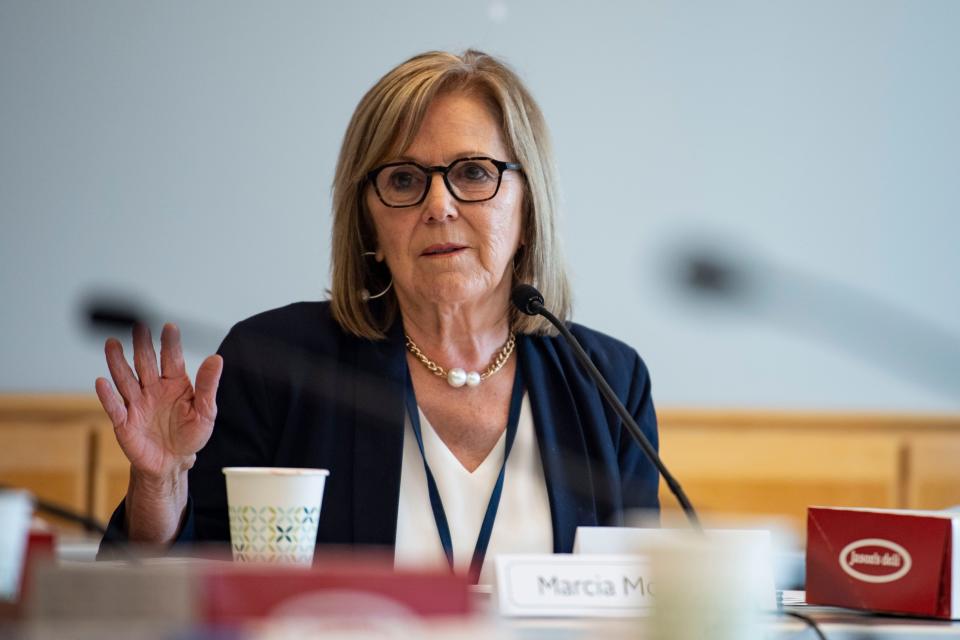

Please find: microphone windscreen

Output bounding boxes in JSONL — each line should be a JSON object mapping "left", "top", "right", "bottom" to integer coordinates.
{"left": 511, "top": 284, "right": 544, "bottom": 315}
{"left": 87, "top": 304, "right": 145, "bottom": 330}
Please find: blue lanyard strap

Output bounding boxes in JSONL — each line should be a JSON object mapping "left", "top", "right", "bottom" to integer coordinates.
{"left": 404, "top": 363, "right": 525, "bottom": 584}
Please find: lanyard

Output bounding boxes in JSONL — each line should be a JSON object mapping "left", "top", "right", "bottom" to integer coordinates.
{"left": 404, "top": 365, "right": 524, "bottom": 584}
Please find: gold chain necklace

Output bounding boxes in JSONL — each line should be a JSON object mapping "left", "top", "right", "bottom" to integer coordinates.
{"left": 404, "top": 332, "right": 516, "bottom": 388}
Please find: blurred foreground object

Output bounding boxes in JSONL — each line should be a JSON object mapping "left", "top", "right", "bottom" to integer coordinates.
{"left": 26, "top": 559, "right": 471, "bottom": 625}
{"left": 645, "top": 530, "right": 772, "bottom": 640}
{"left": 674, "top": 240, "right": 960, "bottom": 400}
{"left": 0, "top": 490, "right": 32, "bottom": 602}
{"left": 81, "top": 290, "right": 222, "bottom": 353}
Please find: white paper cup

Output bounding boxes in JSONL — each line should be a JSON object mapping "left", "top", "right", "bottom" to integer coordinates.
{"left": 0, "top": 490, "right": 33, "bottom": 602}
{"left": 644, "top": 532, "right": 770, "bottom": 640}
{"left": 223, "top": 467, "right": 329, "bottom": 565}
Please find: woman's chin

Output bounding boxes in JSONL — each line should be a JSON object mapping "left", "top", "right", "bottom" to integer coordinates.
{"left": 410, "top": 275, "right": 501, "bottom": 308}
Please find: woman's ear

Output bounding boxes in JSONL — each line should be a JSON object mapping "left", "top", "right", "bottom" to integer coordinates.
{"left": 375, "top": 249, "right": 385, "bottom": 262}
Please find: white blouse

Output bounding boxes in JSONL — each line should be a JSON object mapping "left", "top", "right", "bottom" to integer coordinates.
{"left": 393, "top": 393, "right": 554, "bottom": 584}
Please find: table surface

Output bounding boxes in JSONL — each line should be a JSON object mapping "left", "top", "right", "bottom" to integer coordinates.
{"left": 8, "top": 611, "right": 960, "bottom": 640}
{"left": 7, "top": 541, "right": 960, "bottom": 640}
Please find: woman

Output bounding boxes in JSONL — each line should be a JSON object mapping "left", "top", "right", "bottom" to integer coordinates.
{"left": 96, "top": 50, "right": 659, "bottom": 583}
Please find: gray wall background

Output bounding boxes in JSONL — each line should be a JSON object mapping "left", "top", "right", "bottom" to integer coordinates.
{"left": 2, "top": 1, "right": 958, "bottom": 411}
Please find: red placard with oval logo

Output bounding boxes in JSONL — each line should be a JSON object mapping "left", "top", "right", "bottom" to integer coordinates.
{"left": 806, "top": 507, "right": 955, "bottom": 618}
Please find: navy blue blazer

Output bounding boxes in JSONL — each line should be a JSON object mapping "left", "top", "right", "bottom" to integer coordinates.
{"left": 101, "top": 301, "right": 659, "bottom": 555}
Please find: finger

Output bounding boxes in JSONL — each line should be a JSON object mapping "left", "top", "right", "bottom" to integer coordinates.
{"left": 132, "top": 323, "right": 160, "bottom": 387}
{"left": 193, "top": 355, "right": 224, "bottom": 423}
{"left": 95, "top": 377, "right": 128, "bottom": 428}
{"left": 104, "top": 338, "right": 142, "bottom": 405}
{"left": 159, "top": 323, "right": 187, "bottom": 379}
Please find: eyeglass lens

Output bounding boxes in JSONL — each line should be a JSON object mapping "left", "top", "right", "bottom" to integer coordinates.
{"left": 374, "top": 158, "right": 502, "bottom": 206}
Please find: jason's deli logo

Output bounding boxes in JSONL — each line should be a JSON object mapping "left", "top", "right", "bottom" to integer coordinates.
{"left": 839, "top": 538, "right": 912, "bottom": 584}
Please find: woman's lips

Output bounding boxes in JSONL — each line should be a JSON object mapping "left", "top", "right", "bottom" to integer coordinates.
{"left": 421, "top": 243, "right": 467, "bottom": 257}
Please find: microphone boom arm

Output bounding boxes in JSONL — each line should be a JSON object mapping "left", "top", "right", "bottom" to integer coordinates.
{"left": 527, "top": 297, "right": 702, "bottom": 530}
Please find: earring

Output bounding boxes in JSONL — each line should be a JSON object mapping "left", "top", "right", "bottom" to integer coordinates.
{"left": 360, "top": 251, "right": 393, "bottom": 301}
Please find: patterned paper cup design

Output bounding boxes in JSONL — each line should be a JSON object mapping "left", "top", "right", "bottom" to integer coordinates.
{"left": 223, "top": 467, "right": 329, "bottom": 565}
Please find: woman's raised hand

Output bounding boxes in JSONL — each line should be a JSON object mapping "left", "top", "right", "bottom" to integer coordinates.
{"left": 96, "top": 323, "right": 223, "bottom": 479}
{"left": 95, "top": 323, "right": 223, "bottom": 542}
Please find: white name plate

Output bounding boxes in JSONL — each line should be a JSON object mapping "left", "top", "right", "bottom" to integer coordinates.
{"left": 493, "top": 554, "right": 654, "bottom": 617}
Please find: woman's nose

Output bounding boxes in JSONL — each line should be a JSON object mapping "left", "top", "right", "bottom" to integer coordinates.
{"left": 421, "top": 173, "right": 458, "bottom": 222}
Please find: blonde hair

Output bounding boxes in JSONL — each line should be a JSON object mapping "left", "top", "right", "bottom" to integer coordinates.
{"left": 330, "top": 49, "right": 571, "bottom": 339}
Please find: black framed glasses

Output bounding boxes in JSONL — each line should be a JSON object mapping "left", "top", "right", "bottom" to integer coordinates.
{"left": 366, "top": 156, "right": 522, "bottom": 208}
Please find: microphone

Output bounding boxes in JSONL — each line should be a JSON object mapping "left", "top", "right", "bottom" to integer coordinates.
{"left": 511, "top": 284, "right": 545, "bottom": 315}
{"left": 672, "top": 244, "right": 960, "bottom": 400}
{"left": 511, "top": 284, "right": 701, "bottom": 529}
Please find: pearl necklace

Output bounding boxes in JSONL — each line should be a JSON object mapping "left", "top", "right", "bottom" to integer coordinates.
{"left": 404, "top": 332, "right": 517, "bottom": 388}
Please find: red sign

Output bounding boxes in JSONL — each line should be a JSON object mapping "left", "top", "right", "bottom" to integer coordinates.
{"left": 200, "top": 564, "right": 473, "bottom": 624}
{"left": 806, "top": 507, "right": 957, "bottom": 619}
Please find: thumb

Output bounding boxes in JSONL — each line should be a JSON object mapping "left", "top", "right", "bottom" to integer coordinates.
{"left": 194, "top": 354, "right": 223, "bottom": 423}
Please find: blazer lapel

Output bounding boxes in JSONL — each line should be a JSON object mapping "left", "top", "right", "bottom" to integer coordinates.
{"left": 520, "top": 334, "right": 599, "bottom": 552}
{"left": 350, "top": 321, "right": 407, "bottom": 547}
